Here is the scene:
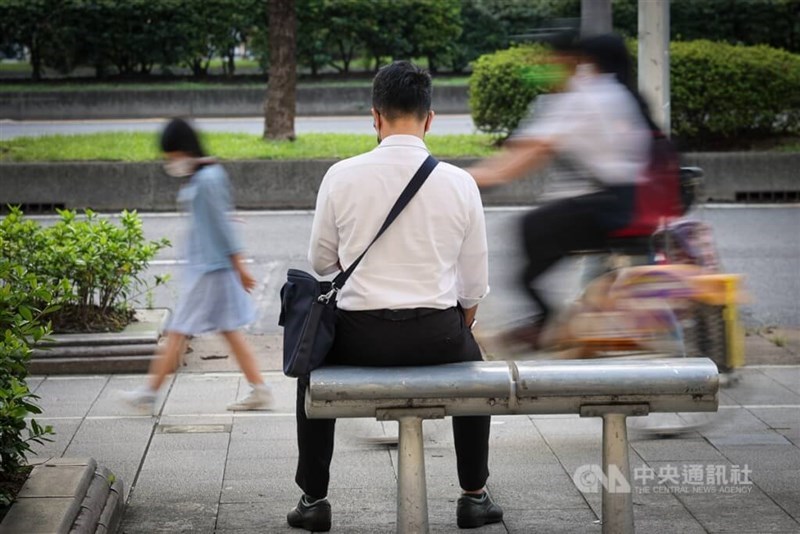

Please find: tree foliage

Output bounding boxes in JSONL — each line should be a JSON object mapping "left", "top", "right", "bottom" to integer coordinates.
{"left": 1, "top": 0, "right": 798, "bottom": 79}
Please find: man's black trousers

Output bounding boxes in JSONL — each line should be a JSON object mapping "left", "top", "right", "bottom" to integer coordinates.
{"left": 294, "top": 306, "right": 491, "bottom": 499}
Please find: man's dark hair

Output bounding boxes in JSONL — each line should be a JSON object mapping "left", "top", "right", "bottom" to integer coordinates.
{"left": 372, "top": 61, "right": 432, "bottom": 121}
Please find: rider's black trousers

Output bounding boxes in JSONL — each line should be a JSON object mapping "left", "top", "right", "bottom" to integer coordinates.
{"left": 521, "top": 186, "right": 635, "bottom": 323}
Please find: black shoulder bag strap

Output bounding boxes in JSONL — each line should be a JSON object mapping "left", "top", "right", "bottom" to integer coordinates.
{"left": 321, "top": 154, "right": 439, "bottom": 302}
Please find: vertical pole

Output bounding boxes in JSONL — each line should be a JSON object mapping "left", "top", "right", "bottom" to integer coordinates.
{"left": 581, "top": 0, "right": 613, "bottom": 37}
{"left": 638, "top": 0, "right": 671, "bottom": 135}
{"left": 602, "top": 414, "right": 634, "bottom": 534}
{"left": 396, "top": 416, "right": 429, "bottom": 534}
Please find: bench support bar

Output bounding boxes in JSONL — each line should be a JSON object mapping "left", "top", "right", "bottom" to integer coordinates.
{"left": 580, "top": 404, "right": 644, "bottom": 534}
{"left": 378, "top": 408, "right": 445, "bottom": 534}
{"left": 602, "top": 413, "right": 634, "bottom": 534}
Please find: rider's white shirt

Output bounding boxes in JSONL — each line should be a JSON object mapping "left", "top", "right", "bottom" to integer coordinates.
{"left": 516, "top": 66, "right": 651, "bottom": 187}
{"left": 308, "top": 134, "right": 489, "bottom": 311}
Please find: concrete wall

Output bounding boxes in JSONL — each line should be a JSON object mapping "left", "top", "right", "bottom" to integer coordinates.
{"left": 0, "top": 85, "right": 469, "bottom": 120}
{"left": 1, "top": 153, "right": 797, "bottom": 211}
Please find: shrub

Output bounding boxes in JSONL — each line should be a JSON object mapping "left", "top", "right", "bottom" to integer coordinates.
{"left": 468, "top": 44, "right": 552, "bottom": 137}
{"left": 1, "top": 207, "right": 170, "bottom": 333}
{"left": 670, "top": 40, "right": 800, "bottom": 148}
{"left": 469, "top": 40, "right": 800, "bottom": 149}
{"left": 0, "top": 224, "right": 58, "bottom": 504}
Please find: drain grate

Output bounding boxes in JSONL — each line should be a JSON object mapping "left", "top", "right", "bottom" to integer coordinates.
{"left": 735, "top": 191, "right": 799, "bottom": 203}
{"left": 157, "top": 424, "right": 231, "bottom": 434}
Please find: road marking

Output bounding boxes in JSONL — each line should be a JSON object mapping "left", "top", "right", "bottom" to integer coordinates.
{"left": 149, "top": 258, "right": 254, "bottom": 265}
{"left": 719, "top": 405, "right": 800, "bottom": 410}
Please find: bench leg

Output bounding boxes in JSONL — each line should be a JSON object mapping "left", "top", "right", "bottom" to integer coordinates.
{"left": 602, "top": 413, "right": 634, "bottom": 534}
{"left": 397, "top": 416, "right": 429, "bottom": 534}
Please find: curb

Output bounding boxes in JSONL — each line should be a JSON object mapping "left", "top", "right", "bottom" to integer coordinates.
{"left": 29, "top": 309, "right": 169, "bottom": 375}
{"left": 2, "top": 153, "right": 798, "bottom": 212}
{"left": 0, "top": 458, "right": 124, "bottom": 534}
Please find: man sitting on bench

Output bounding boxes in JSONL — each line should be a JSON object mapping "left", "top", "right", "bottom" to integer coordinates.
{"left": 288, "top": 61, "right": 503, "bottom": 532}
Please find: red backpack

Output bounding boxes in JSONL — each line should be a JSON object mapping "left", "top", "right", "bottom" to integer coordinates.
{"left": 610, "top": 131, "right": 683, "bottom": 238}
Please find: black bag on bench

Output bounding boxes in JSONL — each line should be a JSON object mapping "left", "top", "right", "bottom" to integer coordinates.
{"left": 279, "top": 155, "right": 439, "bottom": 377}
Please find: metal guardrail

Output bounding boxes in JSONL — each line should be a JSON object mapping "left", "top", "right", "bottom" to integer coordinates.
{"left": 306, "top": 358, "right": 719, "bottom": 534}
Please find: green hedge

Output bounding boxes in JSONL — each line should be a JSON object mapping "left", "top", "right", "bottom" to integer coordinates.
{"left": 469, "top": 41, "right": 800, "bottom": 149}
{"left": 468, "top": 44, "right": 551, "bottom": 137}
{"left": 671, "top": 40, "right": 800, "bottom": 148}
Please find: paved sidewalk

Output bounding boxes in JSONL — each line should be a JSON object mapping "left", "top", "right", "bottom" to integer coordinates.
{"left": 26, "top": 334, "right": 800, "bottom": 533}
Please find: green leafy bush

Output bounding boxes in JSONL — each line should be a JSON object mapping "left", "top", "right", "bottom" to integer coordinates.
{"left": 469, "top": 41, "right": 800, "bottom": 148}
{"left": 670, "top": 40, "right": 800, "bottom": 148}
{"left": 1, "top": 207, "right": 170, "bottom": 332}
{"left": 0, "top": 221, "right": 59, "bottom": 504}
{"left": 468, "top": 44, "right": 551, "bottom": 137}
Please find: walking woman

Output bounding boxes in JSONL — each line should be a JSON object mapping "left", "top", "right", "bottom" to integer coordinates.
{"left": 125, "top": 118, "right": 271, "bottom": 411}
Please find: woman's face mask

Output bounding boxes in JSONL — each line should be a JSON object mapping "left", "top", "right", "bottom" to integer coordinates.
{"left": 163, "top": 157, "right": 196, "bottom": 178}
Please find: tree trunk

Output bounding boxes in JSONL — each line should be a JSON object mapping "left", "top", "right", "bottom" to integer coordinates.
{"left": 30, "top": 37, "right": 41, "bottom": 81}
{"left": 227, "top": 52, "right": 236, "bottom": 76}
{"left": 264, "top": 0, "right": 296, "bottom": 140}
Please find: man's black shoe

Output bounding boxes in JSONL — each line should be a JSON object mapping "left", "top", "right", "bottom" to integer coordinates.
{"left": 456, "top": 492, "right": 504, "bottom": 529}
{"left": 287, "top": 495, "right": 332, "bottom": 532}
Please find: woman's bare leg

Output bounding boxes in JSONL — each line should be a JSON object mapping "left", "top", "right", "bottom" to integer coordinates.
{"left": 220, "top": 330, "right": 264, "bottom": 385}
{"left": 147, "top": 331, "right": 187, "bottom": 391}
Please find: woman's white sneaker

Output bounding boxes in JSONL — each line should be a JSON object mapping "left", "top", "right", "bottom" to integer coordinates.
{"left": 227, "top": 385, "right": 272, "bottom": 411}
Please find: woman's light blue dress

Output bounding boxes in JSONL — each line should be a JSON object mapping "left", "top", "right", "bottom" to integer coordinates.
{"left": 166, "top": 164, "right": 256, "bottom": 335}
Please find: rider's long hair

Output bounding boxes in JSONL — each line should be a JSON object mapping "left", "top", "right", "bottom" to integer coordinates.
{"left": 577, "top": 33, "right": 660, "bottom": 132}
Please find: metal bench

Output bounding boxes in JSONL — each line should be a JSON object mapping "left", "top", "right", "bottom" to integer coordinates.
{"left": 306, "top": 358, "right": 719, "bottom": 534}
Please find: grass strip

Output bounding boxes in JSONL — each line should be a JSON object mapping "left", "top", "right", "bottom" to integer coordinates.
{"left": 0, "top": 132, "right": 497, "bottom": 162}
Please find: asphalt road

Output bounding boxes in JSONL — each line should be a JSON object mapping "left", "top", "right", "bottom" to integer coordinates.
{"left": 33, "top": 206, "right": 796, "bottom": 334}
{"left": 0, "top": 115, "right": 478, "bottom": 139}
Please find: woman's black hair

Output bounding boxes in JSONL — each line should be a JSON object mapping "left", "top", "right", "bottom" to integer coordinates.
{"left": 160, "top": 117, "right": 206, "bottom": 157}
{"left": 577, "top": 33, "right": 659, "bottom": 131}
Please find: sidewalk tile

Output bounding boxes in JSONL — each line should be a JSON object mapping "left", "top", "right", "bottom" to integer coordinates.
{"left": 161, "top": 374, "right": 240, "bottom": 415}
{"left": 216, "top": 502, "right": 296, "bottom": 531}
{"left": 758, "top": 367, "right": 800, "bottom": 395}
{"left": 721, "top": 370, "right": 800, "bottom": 405}
{"left": 633, "top": 437, "right": 728, "bottom": 462}
{"left": 88, "top": 375, "right": 171, "bottom": 417}
{"left": 746, "top": 407, "right": 800, "bottom": 427}
{"left": 35, "top": 376, "right": 108, "bottom": 417}
{"left": 147, "top": 431, "right": 230, "bottom": 452}
{"left": 27, "top": 417, "right": 82, "bottom": 462}
{"left": 501, "top": 507, "right": 600, "bottom": 534}
{"left": 672, "top": 487, "right": 799, "bottom": 533}
{"left": 220, "top": 480, "right": 295, "bottom": 505}
{"left": 230, "top": 416, "right": 299, "bottom": 443}
{"left": 120, "top": 501, "right": 218, "bottom": 533}
{"left": 751, "top": 468, "right": 800, "bottom": 521}
{"left": 26, "top": 376, "right": 44, "bottom": 393}
{"left": 64, "top": 417, "right": 154, "bottom": 489}
{"left": 701, "top": 407, "right": 771, "bottom": 437}
{"left": 717, "top": 444, "right": 800, "bottom": 472}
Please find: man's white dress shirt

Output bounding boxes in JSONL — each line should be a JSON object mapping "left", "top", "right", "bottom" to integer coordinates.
{"left": 308, "top": 134, "right": 489, "bottom": 311}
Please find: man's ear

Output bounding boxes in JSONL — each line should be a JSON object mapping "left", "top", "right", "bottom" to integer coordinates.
{"left": 424, "top": 110, "right": 435, "bottom": 133}
{"left": 371, "top": 108, "right": 381, "bottom": 130}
